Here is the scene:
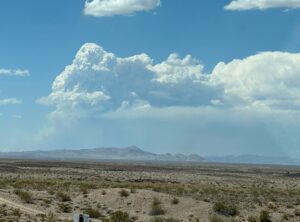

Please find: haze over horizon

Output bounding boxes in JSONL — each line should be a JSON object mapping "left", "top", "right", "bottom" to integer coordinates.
{"left": 1, "top": 0, "right": 300, "bottom": 160}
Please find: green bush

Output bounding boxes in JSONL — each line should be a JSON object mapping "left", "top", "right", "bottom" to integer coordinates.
{"left": 84, "top": 208, "right": 102, "bottom": 219}
{"left": 119, "top": 189, "right": 130, "bottom": 197}
{"left": 12, "top": 208, "right": 22, "bottom": 218}
{"left": 260, "top": 210, "right": 271, "bottom": 222}
{"left": 14, "top": 190, "right": 34, "bottom": 204}
{"left": 213, "top": 202, "right": 239, "bottom": 216}
{"left": 209, "top": 215, "right": 224, "bottom": 222}
{"left": 171, "top": 198, "right": 179, "bottom": 205}
{"left": 46, "top": 212, "right": 56, "bottom": 222}
{"left": 248, "top": 216, "right": 258, "bottom": 222}
{"left": 151, "top": 217, "right": 180, "bottom": 222}
{"left": 56, "top": 192, "right": 71, "bottom": 202}
{"left": 110, "top": 211, "right": 130, "bottom": 222}
{"left": 150, "top": 198, "right": 165, "bottom": 216}
{"left": 58, "top": 203, "right": 72, "bottom": 213}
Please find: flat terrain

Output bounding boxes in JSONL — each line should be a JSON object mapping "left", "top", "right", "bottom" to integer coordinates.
{"left": 0, "top": 160, "right": 299, "bottom": 222}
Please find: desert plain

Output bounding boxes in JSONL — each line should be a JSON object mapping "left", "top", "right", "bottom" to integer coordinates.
{"left": 0, "top": 160, "right": 299, "bottom": 222}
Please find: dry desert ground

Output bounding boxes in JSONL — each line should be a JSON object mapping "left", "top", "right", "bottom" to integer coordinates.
{"left": 0, "top": 160, "right": 299, "bottom": 222}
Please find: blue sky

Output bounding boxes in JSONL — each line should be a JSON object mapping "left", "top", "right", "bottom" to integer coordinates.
{"left": 1, "top": 0, "right": 300, "bottom": 158}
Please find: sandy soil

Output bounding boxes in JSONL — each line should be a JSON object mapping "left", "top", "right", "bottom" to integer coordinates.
{"left": 0, "top": 160, "right": 299, "bottom": 222}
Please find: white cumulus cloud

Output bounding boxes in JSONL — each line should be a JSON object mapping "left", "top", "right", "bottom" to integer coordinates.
{"left": 210, "top": 51, "right": 300, "bottom": 110}
{"left": 39, "top": 43, "right": 300, "bottom": 121}
{"left": 38, "top": 43, "right": 214, "bottom": 119}
{"left": 84, "top": 0, "right": 161, "bottom": 17}
{"left": 0, "top": 98, "right": 22, "bottom": 106}
{"left": 0, "top": 68, "right": 30, "bottom": 77}
{"left": 225, "top": 0, "right": 300, "bottom": 11}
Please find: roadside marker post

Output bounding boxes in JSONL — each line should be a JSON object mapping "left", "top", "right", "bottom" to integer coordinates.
{"left": 73, "top": 213, "right": 89, "bottom": 222}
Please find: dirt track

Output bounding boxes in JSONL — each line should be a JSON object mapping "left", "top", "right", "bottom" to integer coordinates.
{"left": 0, "top": 195, "right": 43, "bottom": 215}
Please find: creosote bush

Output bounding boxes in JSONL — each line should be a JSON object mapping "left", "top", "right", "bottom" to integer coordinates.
{"left": 209, "top": 215, "right": 224, "bottom": 222}
{"left": 14, "top": 190, "right": 34, "bottom": 204}
{"left": 151, "top": 217, "right": 180, "bottom": 222}
{"left": 213, "top": 201, "right": 239, "bottom": 216}
{"left": 171, "top": 197, "right": 179, "bottom": 205}
{"left": 248, "top": 216, "right": 258, "bottom": 222}
{"left": 58, "top": 203, "right": 72, "bottom": 213}
{"left": 46, "top": 211, "right": 56, "bottom": 222}
{"left": 119, "top": 189, "right": 130, "bottom": 197}
{"left": 110, "top": 211, "right": 131, "bottom": 222}
{"left": 56, "top": 192, "right": 71, "bottom": 202}
{"left": 150, "top": 198, "right": 165, "bottom": 216}
{"left": 260, "top": 210, "right": 271, "bottom": 222}
{"left": 84, "top": 207, "right": 102, "bottom": 219}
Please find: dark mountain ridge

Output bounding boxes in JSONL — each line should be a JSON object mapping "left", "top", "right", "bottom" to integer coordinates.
{"left": 0, "top": 146, "right": 206, "bottom": 162}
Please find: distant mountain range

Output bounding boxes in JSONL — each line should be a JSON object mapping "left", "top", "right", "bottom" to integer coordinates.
{"left": 0, "top": 146, "right": 206, "bottom": 163}
{"left": 0, "top": 146, "right": 299, "bottom": 165}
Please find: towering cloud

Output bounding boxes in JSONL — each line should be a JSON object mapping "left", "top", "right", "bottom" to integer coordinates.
{"left": 84, "top": 0, "right": 161, "bottom": 17}
{"left": 39, "top": 43, "right": 300, "bottom": 120}
{"left": 36, "top": 43, "right": 300, "bottom": 157}
{"left": 225, "top": 0, "right": 300, "bottom": 11}
{"left": 38, "top": 43, "right": 215, "bottom": 119}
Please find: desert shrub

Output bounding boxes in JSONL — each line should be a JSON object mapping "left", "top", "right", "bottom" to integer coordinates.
{"left": 84, "top": 208, "right": 102, "bottom": 218}
{"left": 47, "top": 189, "right": 55, "bottom": 195}
{"left": 56, "top": 192, "right": 71, "bottom": 202}
{"left": 294, "top": 209, "right": 300, "bottom": 216}
{"left": 282, "top": 214, "right": 289, "bottom": 220}
{"left": 37, "top": 214, "right": 47, "bottom": 220}
{"left": 119, "top": 189, "right": 130, "bottom": 197}
{"left": 151, "top": 217, "right": 180, "bottom": 222}
{"left": 267, "top": 202, "right": 277, "bottom": 210}
{"left": 80, "top": 187, "right": 89, "bottom": 195}
{"left": 171, "top": 197, "right": 179, "bottom": 205}
{"left": 0, "top": 207, "right": 7, "bottom": 216}
{"left": 213, "top": 202, "right": 239, "bottom": 216}
{"left": 43, "top": 199, "right": 52, "bottom": 205}
{"left": 12, "top": 208, "right": 22, "bottom": 218}
{"left": 150, "top": 198, "right": 165, "bottom": 216}
{"left": 14, "top": 190, "right": 34, "bottom": 203}
{"left": 58, "top": 203, "right": 72, "bottom": 213}
{"left": 209, "top": 215, "right": 224, "bottom": 222}
{"left": 248, "top": 216, "right": 257, "bottom": 222}
{"left": 110, "top": 211, "right": 130, "bottom": 222}
{"left": 46, "top": 212, "right": 56, "bottom": 222}
{"left": 259, "top": 210, "right": 271, "bottom": 222}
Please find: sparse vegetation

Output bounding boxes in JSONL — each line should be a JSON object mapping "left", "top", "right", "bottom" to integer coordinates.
{"left": 150, "top": 198, "right": 166, "bottom": 216}
{"left": 0, "top": 160, "right": 298, "bottom": 222}
{"left": 58, "top": 202, "right": 72, "bottom": 213}
{"left": 46, "top": 211, "right": 56, "bottom": 222}
{"left": 12, "top": 208, "right": 22, "bottom": 218}
{"left": 110, "top": 211, "right": 131, "bottom": 222}
{"left": 84, "top": 207, "right": 102, "bottom": 218}
{"left": 151, "top": 217, "right": 180, "bottom": 222}
{"left": 14, "top": 189, "right": 34, "bottom": 203}
{"left": 209, "top": 215, "right": 224, "bottom": 222}
{"left": 259, "top": 210, "right": 271, "bottom": 222}
{"left": 119, "top": 189, "right": 130, "bottom": 197}
{"left": 56, "top": 192, "right": 71, "bottom": 202}
{"left": 171, "top": 197, "right": 179, "bottom": 205}
{"left": 213, "top": 201, "right": 239, "bottom": 216}
{"left": 248, "top": 216, "right": 258, "bottom": 222}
